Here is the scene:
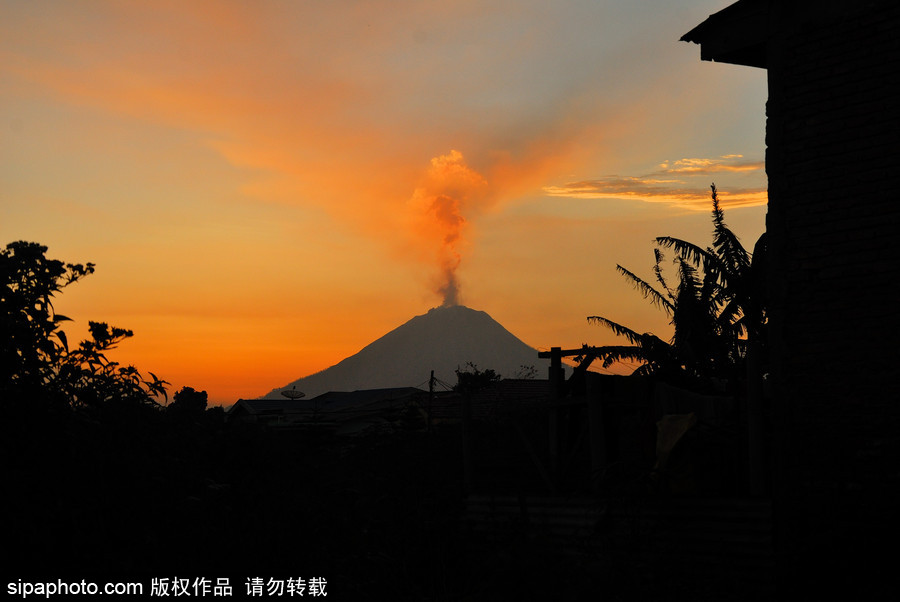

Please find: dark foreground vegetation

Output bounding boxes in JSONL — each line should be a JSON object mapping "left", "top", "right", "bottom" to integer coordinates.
{"left": 4, "top": 240, "right": 772, "bottom": 600}
{"left": 0, "top": 241, "right": 593, "bottom": 599}
{"left": 6, "top": 398, "right": 730, "bottom": 600}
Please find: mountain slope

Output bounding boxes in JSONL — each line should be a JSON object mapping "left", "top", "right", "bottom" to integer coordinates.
{"left": 264, "top": 305, "right": 545, "bottom": 399}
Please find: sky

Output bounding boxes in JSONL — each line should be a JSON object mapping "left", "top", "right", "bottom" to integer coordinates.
{"left": 1, "top": 0, "right": 769, "bottom": 405}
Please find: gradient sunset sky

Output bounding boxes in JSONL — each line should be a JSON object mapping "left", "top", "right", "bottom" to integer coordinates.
{"left": 1, "top": 1, "right": 768, "bottom": 405}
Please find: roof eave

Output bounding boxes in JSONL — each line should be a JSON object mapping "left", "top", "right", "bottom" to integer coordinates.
{"left": 681, "top": 0, "right": 769, "bottom": 69}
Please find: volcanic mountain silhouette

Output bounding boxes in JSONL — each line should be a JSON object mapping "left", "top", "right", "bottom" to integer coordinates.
{"left": 265, "top": 305, "right": 546, "bottom": 399}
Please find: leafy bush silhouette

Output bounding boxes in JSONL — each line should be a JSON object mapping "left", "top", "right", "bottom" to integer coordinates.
{"left": 454, "top": 361, "right": 501, "bottom": 394}
{"left": 1, "top": 241, "right": 168, "bottom": 408}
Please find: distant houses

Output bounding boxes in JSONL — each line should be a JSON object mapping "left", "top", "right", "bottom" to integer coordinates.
{"left": 229, "top": 387, "right": 428, "bottom": 434}
{"left": 229, "top": 379, "right": 555, "bottom": 435}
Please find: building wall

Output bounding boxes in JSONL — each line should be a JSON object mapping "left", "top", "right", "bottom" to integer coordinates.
{"left": 765, "top": 1, "right": 900, "bottom": 580}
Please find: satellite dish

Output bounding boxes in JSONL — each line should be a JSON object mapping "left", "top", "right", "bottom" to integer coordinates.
{"left": 281, "top": 386, "right": 305, "bottom": 400}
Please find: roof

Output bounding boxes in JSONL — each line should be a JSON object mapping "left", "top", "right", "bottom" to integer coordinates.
{"left": 231, "top": 381, "right": 553, "bottom": 429}
{"left": 681, "top": 1, "right": 895, "bottom": 69}
{"left": 680, "top": 0, "right": 769, "bottom": 69}
{"left": 424, "top": 379, "right": 554, "bottom": 423}
{"left": 311, "top": 387, "right": 426, "bottom": 411}
{"left": 229, "top": 387, "right": 427, "bottom": 431}
{"left": 229, "top": 398, "right": 309, "bottom": 416}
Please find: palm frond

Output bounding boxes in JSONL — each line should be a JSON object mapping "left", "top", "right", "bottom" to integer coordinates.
{"left": 653, "top": 248, "right": 671, "bottom": 296}
{"left": 710, "top": 183, "right": 725, "bottom": 231}
{"left": 714, "top": 228, "right": 750, "bottom": 275}
{"left": 699, "top": 263, "right": 722, "bottom": 308}
{"left": 675, "top": 257, "right": 701, "bottom": 295}
{"left": 615, "top": 264, "right": 675, "bottom": 315}
{"left": 592, "top": 333, "right": 674, "bottom": 372}
{"left": 631, "top": 363, "right": 658, "bottom": 377}
{"left": 709, "top": 184, "right": 750, "bottom": 275}
{"left": 587, "top": 316, "right": 645, "bottom": 345}
{"left": 655, "top": 236, "right": 713, "bottom": 269}
{"left": 589, "top": 345, "right": 652, "bottom": 369}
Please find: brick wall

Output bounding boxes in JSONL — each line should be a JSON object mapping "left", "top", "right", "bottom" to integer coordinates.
{"left": 765, "top": 1, "right": 900, "bottom": 584}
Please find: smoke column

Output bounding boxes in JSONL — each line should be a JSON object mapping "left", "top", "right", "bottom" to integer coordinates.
{"left": 408, "top": 150, "right": 488, "bottom": 307}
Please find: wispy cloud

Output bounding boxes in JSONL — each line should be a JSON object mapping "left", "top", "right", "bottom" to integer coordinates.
{"left": 545, "top": 155, "right": 767, "bottom": 209}
{"left": 658, "top": 156, "right": 765, "bottom": 174}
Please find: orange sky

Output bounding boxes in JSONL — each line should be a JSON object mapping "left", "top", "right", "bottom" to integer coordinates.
{"left": 1, "top": 1, "right": 768, "bottom": 404}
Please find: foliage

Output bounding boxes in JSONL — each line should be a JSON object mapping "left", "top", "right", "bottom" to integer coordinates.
{"left": 454, "top": 362, "right": 501, "bottom": 394}
{"left": 1, "top": 241, "right": 168, "bottom": 408}
{"left": 515, "top": 364, "right": 539, "bottom": 379}
{"left": 587, "top": 185, "right": 767, "bottom": 389}
{"left": 168, "top": 386, "right": 209, "bottom": 415}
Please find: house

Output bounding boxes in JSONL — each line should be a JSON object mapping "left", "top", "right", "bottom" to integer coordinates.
{"left": 228, "top": 397, "right": 310, "bottom": 428}
{"left": 308, "top": 387, "right": 426, "bottom": 435}
{"left": 683, "top": 0, "right": 900, "bottom": 591}
{"left": 424, "top": 378, "right": 553, "bottom": 425}
{"left": 228, "top": 387, "right": 427, "bottom": 434}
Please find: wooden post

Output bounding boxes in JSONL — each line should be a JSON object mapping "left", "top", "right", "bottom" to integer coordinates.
{"left": 586, "top": 375, "right": 607, "bottom": 493}
{"left": 548, "top": 347, "right": 563, "bottom": 483}
{"left": 549, "top": 346, "right": 564, "bottom": 397}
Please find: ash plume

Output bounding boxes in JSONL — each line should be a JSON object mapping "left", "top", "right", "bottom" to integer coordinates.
{"left": 408, "top": 150, "right": 487, "bottom": 307}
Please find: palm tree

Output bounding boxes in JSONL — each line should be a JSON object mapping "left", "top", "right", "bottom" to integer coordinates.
{"left": 587, "top": 184, "right": 766, "bottom": 391}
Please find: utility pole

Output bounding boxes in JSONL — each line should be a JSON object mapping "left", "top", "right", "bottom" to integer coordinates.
{"left": 428, "top": 370, "right": 435, "bottom": 433}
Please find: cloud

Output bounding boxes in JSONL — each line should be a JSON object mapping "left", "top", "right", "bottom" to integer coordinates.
{"left": 545, "top": 155, "right": 767, "bottom": 209}
{"left": 658, "top": 156, "right": 765, "bottom": 174}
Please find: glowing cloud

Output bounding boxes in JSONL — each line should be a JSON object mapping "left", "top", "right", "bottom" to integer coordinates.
{"left": 658, "top": 155, "right": 765, "bottom": 174}
{"left": 407, "top": 150, "right": 488, "bottom": 307}
{"left": 545, "top": 155, "right": 767, "bottom": 209}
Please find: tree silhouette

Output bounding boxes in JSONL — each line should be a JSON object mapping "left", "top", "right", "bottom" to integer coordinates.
{"left": 454, "top": 362, "right": 501, "bottom": 394}
{"left": 587, "top": 185, "right": 767, "bottom": 390}
{"left": 168, "top": 385, "right": 209, "bottom": 416}
{"left": 1, "top": 241, "right": 168, "bottom": 408}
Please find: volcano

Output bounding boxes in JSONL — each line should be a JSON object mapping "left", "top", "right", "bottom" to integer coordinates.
{"left": 264, "top": 305, "right": 546, "bottom": 399}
